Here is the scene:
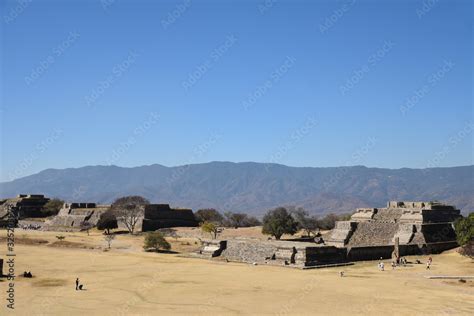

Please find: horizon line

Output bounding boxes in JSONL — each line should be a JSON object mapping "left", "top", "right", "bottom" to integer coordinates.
{"left": 2, "top": 161, "right": 473, "bottom": 183}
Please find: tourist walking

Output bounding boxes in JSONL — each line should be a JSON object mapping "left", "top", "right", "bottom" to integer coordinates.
{"left": 378, "top": 261, "right": 385, "bottom": 271}
{"left": 76, "top": 278, "right": 79, "bottom": 290}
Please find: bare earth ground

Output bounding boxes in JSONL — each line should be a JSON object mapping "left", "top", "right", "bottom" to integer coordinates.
{"left": 1, "top": 228, "right": 473, "bottom": 315}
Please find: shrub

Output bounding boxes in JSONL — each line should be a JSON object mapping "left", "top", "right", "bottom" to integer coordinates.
{"left": 143, "top": 232, "right": 171, "bottom": 252}
{"left": 455, "top": 213, "right": 474, "bottom": 257}
{"left": 200, "top": 221, "right": 221, "bottom": 239}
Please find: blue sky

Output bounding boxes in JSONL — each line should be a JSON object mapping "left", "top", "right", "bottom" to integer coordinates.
{"left": 0, "top": 0, "right": 472, "bottom": 181}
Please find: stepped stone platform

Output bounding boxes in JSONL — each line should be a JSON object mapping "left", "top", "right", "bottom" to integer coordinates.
{"left": 198, "top": 201, "right": 462, "bottom": 269}
{"left": 328, "top": 201, "right": 461, "bottom": 257}
{"left": 0, "top": 194, "right": 50, "bottom": 226}
{"left": 42, "top": 203, "right": 109, "bottom": 232}
{"left": 196, "top": 238, "right": 347, "bottom": 268}
{"left": 141, "top": 204, "right": 198, "bottom": 232}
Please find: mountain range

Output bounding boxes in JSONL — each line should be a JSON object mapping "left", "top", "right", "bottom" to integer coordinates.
{"left": 0, "top": 162, "right": 472, "bottom": 216}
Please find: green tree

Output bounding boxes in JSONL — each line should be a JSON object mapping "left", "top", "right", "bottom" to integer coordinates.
{"left": 200, "top": 221, "right": 221, "bottom": 239}
{"left": 291, "top": 207, "right": 319, "bottom": 237}
{"left": 244, "top": 215, "right": 261, "bottom": 227}
{"left": 97, "top": 210, "right": 118, "bottom": 235}
{"left": 195, "top": 208, "right": 223, "bottom": 224}
{"left": 41, "top": 198, "right": 65, "bottom": 216}
{"left": 317, "top": 213, "right": 352, "bottom": 230}
{"left": 262, "top": 207, "right": 298, "bottom": 240}
{"left": 111, "top": 196, "right": 149, "bottom": 234}
{"left": 223, "top": 212, "right": 262, "bottom": 228}
{"left": 454, "top": 213, "right": 474, "bottom": 246}
{"left": 143, "top": 232, "right": 171, "bottom": 252}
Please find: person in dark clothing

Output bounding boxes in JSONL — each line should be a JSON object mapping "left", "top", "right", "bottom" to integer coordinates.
{"left": 76, "top": 278, "right": 79, "bottom": 290}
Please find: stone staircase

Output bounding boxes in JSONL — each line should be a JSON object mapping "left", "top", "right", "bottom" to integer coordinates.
{"left": 347, "top": 222, "right": 399, "bottom": 247}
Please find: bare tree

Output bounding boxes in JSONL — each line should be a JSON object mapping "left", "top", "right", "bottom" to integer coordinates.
{"left": 159, "top": 228, "right": 179, "bottom": 241}
{"left": 80, "top": 221, "right": 93, "bottom": 236}
{"left": 104, "top": 234, "right": 116, "bottom": 249}
{"left": 111, "top": 196, "right": 149, "bottom": 234}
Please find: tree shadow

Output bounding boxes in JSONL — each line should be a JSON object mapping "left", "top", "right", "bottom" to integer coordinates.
{"left": 144, "top": 249, "right": 179, "bottom": 254}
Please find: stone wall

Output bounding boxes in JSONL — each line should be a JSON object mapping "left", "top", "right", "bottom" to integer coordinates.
{"left": 209, "top": 239, "right": 347, "bottom": 268}
{"left": 220, "top": 239, "right": 278, "bottom": 264}
{"left": 199, "top": 240, "right": 227, "bottom": 258}
{"left": 141, "top": 204, "right": 198, "bottom": 231}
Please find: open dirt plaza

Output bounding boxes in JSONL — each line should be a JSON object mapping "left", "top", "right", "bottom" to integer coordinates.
{"left": 1, "top": 229, "right": 473, "bottom": 315}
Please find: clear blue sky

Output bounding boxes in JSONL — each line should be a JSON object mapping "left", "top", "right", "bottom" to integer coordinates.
{"left": 0, "top": 0, "right": 472, "bottom": 181}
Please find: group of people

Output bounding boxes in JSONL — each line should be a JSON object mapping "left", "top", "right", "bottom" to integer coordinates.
{"left": 391, "top": 257, "right": 408, "bottom": 269}
{"left": 23, "top": 271, "right": 33, "bottom": 278}
{"left": 75, "top": 278, "right": 84, "bottom": 291}
{"left": 379, "top": 256, "right": 433, "bottom": 271}
{"left": 19, "top": 223, "right": 41, "bottom": 230}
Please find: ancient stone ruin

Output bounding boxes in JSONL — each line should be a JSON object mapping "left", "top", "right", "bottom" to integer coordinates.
{"left": 327, "top": 201, "right": 461, "bottom": 259}
{"left": 42, "top": 202, "right": 109, "bottom": 232}
{"left": 141, "top": 204, "right": 198, "bottom": 232}
{"left": 197, "top": 201, "right": 461, "bottom": 269}
{"left": 0, "top": 194, "right": 50, "bottom": 227}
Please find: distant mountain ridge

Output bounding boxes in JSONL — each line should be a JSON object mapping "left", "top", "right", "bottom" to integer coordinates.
{"left": 0, "top": 162, "right": 472, "bottom": 216}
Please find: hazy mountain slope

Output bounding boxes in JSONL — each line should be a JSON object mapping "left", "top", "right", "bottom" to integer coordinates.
{"left": 0, "top": 162, "right": 472, "bottom": 215}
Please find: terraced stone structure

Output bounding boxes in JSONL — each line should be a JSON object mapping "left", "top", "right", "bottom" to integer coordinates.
{"left": 42, "top": 202, "right": 109, "bottom": 232}
{"left": 0, "top": 194, "right": 50, "bottom": 226}
{"left": 198, "top": 201, "right": 461, "bottom": 269}
{"left": 328, "top": 201, "right": 461, "bottom": 260}
{"left": 141, "top": 204, "right": 198, "bottom": 232}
